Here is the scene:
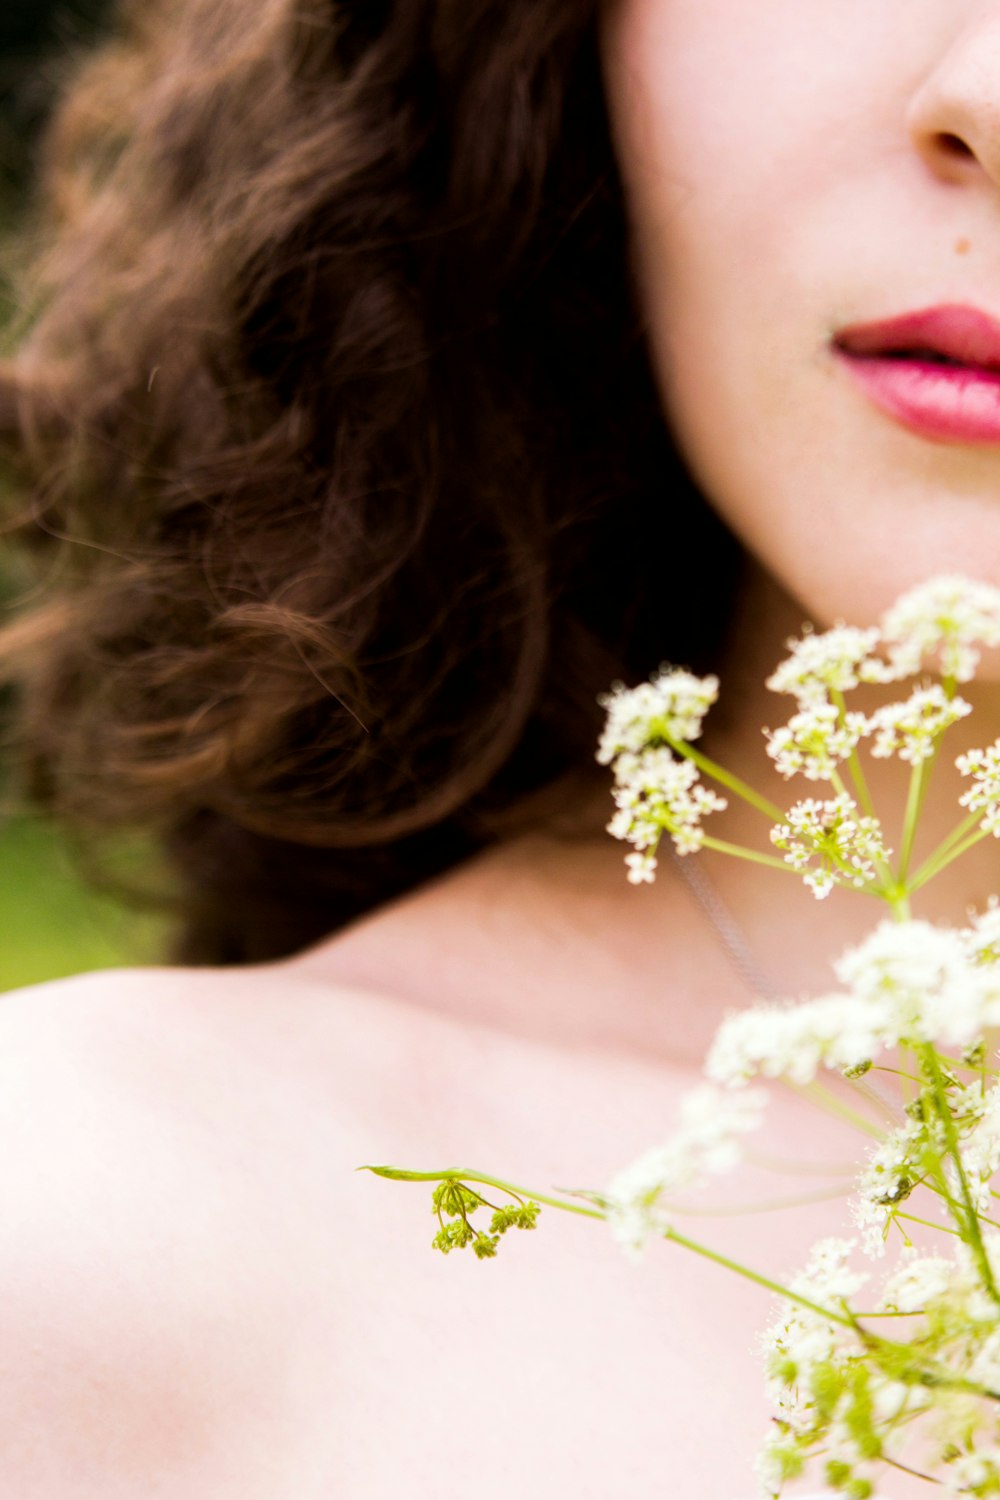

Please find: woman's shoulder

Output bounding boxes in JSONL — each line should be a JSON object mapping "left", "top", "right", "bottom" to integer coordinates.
{"left": 0, "top": 963, "right": 397, "bottom": 1495}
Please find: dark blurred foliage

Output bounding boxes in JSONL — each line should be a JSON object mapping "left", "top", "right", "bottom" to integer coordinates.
{"left": 0, "top": 0, "right": 110, "bottom": 199}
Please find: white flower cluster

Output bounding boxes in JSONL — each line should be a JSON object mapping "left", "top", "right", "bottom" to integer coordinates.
{"left": 604, "top": 1085, "right": 766, "bottom": 1260}
{"left": 597, "top": 669, "right": 728, "bottom": 879}
{"left": 880, "top": 575, "right": 1000, "bottom": 683}
{"left": 707, "top": 920, "right": 1000, "bottom": 1088}
{"left": 959, "top": 740, "right": 1000, "bottom": 839}
{"left": 835, "top": 919, "right": 1000, "bottom": 1049}
{"left": 766, "top": 626, "right": 884, "bottom": 703}
{"left": 606, "top": 749, "right": 728, "bottom": 880}
{"left": 597, "top": 583, "right": 1000, "bottom": 1495}
{"left": 765, "top": 701, "right": 868, "bottom": 782}
{"left": 769, "top": 795, "right": 889, "bottom": 899}
{"left": 761, "top": 578, "right": 1000, "bottom": 806}
{"left": 763, "top": 575, "right": 1000, "bottom": 702}
{"left": 965, "top": 899, "right": 1000, "bottom": 967}
{"left": 758, "top": 1239, "right": 881, "bottom": 1498}
{"left": 867, "top": 684, "right": 972, "bottom": 765}
{"left": 851, "top": 1119, "right": 926, "bottom": 1256}
{"left": 760, "top": 1235, "right": 1000, "bottom": 1498}
{"left": 596, "top": 668, "right": 719, "bottom": 763}
{"left": 952, "top": 1083, "right": 1000, "bottom": 1216}
{"left": 946, "top": 1451, "right": 1000, "bottom": 1498}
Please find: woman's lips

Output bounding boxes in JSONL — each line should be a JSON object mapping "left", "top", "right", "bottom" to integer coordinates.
{"left": 833, "top": 305, "right": 1000, "bottom": 444}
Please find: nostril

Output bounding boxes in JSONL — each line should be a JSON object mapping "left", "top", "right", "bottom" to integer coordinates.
{"left": 936, "top": 131, "right": 975, "bottom": 159}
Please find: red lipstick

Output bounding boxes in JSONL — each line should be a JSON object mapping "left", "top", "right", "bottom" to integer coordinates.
{"left": 833, "top": 305, "right": 1000, "bottom": 444}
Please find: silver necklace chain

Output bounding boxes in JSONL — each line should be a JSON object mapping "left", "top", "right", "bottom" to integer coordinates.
{"left": 670, "top": 847, "right": 900, "bottom": 1119}
{"left": 669, "top": 847, "right": 783, "bottom": 1003}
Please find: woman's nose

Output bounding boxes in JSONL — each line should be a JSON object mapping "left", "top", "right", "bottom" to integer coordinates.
{"left": 907, "top": 13, "right": 1000, "bottom": 190}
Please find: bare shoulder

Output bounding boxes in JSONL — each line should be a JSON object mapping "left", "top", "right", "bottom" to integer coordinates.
{"left": 0, "top": 965, "right": 370, "bottom": 1497}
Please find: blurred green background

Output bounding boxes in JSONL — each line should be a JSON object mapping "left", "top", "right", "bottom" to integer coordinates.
{"left": 1, "top": 0, "right": 169, "bottom": 991}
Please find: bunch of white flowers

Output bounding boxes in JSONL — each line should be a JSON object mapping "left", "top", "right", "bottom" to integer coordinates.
{"left": 596, "top": 668, "right": 719, "bottom": 761}
{"left": 607, "top": 747, "right": 728, "bottom": 880}
{"left": 959, "top": 741, "right": 1000, "bottom": 838}
{"left": 770, "top": 795, "right": 890, "bottom": 898}
{"left": 372, "top": 576, "right": 1000, "bottom": 1500}
{"left": 879, "top": 575, "right": 1000, "bottom": 683}
{"left": 596, "top": 576, "right": 1000, "bottom": 1495}
{"left": 599, "top": 577, "right": 1000, "bottom": 904}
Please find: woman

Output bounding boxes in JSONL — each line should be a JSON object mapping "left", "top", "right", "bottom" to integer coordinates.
{"left": 1, "top": 0, "right": 999, "bottom": 1494}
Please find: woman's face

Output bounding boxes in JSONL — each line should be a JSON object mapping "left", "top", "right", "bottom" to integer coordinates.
{"left": 603, "top": 0, "right": 1000, "bottom": 629}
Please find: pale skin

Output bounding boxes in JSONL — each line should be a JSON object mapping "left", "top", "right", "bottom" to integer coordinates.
{"left": 5, "top": 4, "right": 1000, "bottom": 1497}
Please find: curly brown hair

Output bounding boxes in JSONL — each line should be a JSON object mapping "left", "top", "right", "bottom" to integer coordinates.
{"left": 0, "top": 0, "right": 741, "bottom": 963}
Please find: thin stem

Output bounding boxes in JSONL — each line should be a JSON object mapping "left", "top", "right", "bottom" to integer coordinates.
{"left": 661, "top": 1224, "right": 859, "bottom": 1330}
{"left": 359, "top": 1166, "right": 606, "bottom": 1221}
{"left": 897, "top": 758, "right": 927, "bottom": 887}
{"left": 879, "top": 1455, "right": 940, "bottom": 1486}
{"left": 794, "top": 1079, "right": 889, "bottom": 1139}
{"left": 871, "top": 1065, "right": 924, "bottom": 1085}
{"left": 697, "top": 835, "right": 798, "bottom": 874}
{"left": 367, "top": 1167, "right": 875, "bottom": 1331}
{"left": 664, "top": 735, "right": 786, "bottom": 823}
{"left": 833, "top": 689, "right": 876, "bottom": 818}
{"left": 908, "top": 810, "right": 984, "bottom": 890}
{"left": 910, "top": 825, "right": 990, "bottom": 894}
{"left": 894, "top": 1210, "right": 961, "bottom": 1239}
{"left": 921, "top": 1046, "right": 1000, "bottom": 1308}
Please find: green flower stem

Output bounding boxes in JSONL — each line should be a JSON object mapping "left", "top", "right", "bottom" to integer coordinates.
{"left": 660, "top": 1224, "right": 861, "bottom": 1330}
{"left": 796, "top": 1079, "right": 888, "bottom": 1140}
{"left": 363, "top": 1166, "right": 880, "bottom": 1331}
{"left": 697, "top": 835, "right": 798, "bottom": 874}
{"left": 881, "top": 882, "right": 917, "bottom": 918}
{"left": 852, "top": 1309, "right": 927, "bottom": 1320}
{"left": 896, "top": 758, "right": 927, "bottom": 887}
{"left": 910, "top": 825, "right": 989, "bottom": 894}
{"left": 364, "top": 1167, "right": 1000, "bottom": 1407}
{"left": 664, "top": 735, "right": 786, "bottom": 823}
{"left": 894, "top": 1209, "right": 962, "bottom": 1239}
{"left": 834, "top": 688, "right": 876, "bottom": 817}
{"left": 908, "top": 810, "right": 984, "bottom": 891}
{"left": 920, "top": 1045, "right": 1000, "bottom": 1309}
{"left": 359, "top": 1166, "right": 605, "bottom": 1221}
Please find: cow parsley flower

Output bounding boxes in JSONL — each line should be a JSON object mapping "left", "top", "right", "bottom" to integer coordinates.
{"left": 710, "top": 920, "right": 1000, "bottom": 1091}
{"left": 958, "top": 740, "right": 1000, "bottom": 838}
{"left": 706, "top": 993, "right": 887, "bottom": 1086}
{"left": 765, "top": 701, "right": 869, "bottom": 782}
{"left": 945, "top": 1449, "right": 1000, "bottom": 1498}
{"left": 866, "top": 684, "right": 972, "bottom": 765}
{"left": 605, "top": 1086, "right": 766, "bottom": 1259}
{"left": 761, "top": 1238, "right": 869, "bottom": 1433}
{"left": 964, "top": 899, "right": 1000, "bottom": 967}
{"left": 879, "top": 575, "right": 1000, "bottom": 683}
{"left": 952, "top": 1082, "right": 1000, "bottom": 1215}
{"left": 770, "top": 795, "right": 889, "bottom": 898}
{"left": 766, "top": 625, "right": 884, "bottom": 705}
{"left": 607, "top": 748, "right": 728, "bottom": 878}
{"left": 597, "top": 668, "right": 720, "bottom": 762}
{"left": 876, "top": 1251, "right": 956, "bottom": 1314}
{"left": 835, "top": 919, "right": 1000, "bottom": 1051}
{"left": 852, "top": 1122, "right": 926, "bottom": 1256}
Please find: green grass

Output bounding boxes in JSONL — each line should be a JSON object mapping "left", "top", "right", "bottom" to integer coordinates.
{"left": 0, "top": 817, "right": 169, "bottom": 993}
